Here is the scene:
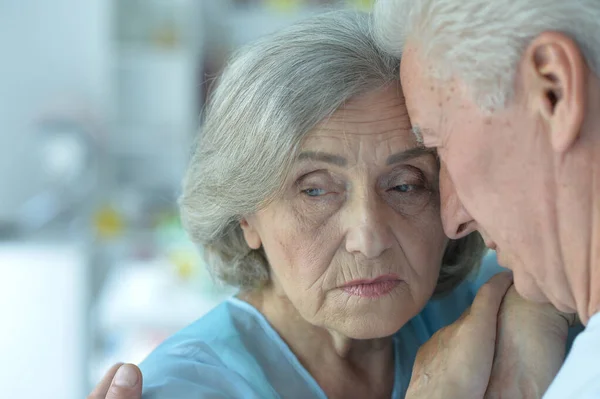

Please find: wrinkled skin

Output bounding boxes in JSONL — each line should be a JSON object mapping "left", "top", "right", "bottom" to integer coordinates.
{"left": 405, "top": 273, "right": 513, "bottom": 399}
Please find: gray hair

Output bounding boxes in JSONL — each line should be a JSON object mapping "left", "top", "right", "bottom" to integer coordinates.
{"left": 373, "top": 0, "right": 600, "bottom": 110}
{"left": 180, "top": 10, "right": 486, "bottom": 295}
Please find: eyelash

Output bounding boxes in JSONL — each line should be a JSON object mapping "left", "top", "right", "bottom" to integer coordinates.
{"left": 300, "top": 182, "right": 426, "bottom": 200}
{"left": 392, "top": 184, "right": 418, "bottom": 193}
{"left": 296, "top": 166, "right": 433, "bottom": 199}
{"left": 388, "top": 167, "right": 430, "bottom": 189}
{"left": 302, "top": 188, "right": 327, "bottom": 197}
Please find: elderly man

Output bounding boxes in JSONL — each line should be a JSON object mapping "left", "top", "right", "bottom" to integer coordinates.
{"left": 374, "top": 0, "right": 600, "bottom": 397}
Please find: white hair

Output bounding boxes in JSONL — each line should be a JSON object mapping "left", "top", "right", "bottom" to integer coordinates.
{"left": 180, "top": 10, "right": 485, "bottom": 292}
{"left": 373, "top": 0, "right": 600, "bottom": 110}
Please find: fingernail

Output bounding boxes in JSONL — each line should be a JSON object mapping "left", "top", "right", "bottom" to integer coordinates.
{"left": 114, "top": 364, "right": 139, "bottom": 388}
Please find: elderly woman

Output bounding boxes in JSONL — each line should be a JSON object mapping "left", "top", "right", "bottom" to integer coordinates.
{"left": 139, "top": 10, "right": 487, "bottom": 399}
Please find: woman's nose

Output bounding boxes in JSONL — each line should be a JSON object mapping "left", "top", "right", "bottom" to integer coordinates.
{"left": 344, "top": 192, "right": 394, "bottom": 259}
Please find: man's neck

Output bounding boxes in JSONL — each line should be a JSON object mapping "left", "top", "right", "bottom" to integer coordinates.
{"left": 584, "top": 147, "right": 600, "bottom": 324}
{"left": 551, "top": 95, "right": 600, "bottom": 324}
{"left": 567, "top": 119, "right": 600, "bottom": 325}
{"left": 579, "top": 75, "right": 600, "bottom": 324}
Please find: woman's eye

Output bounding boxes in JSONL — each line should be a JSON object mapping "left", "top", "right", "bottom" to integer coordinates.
{"left": 303, "top": 188, "right": 326, "bottom": 197}
{"left": 393, "top": 184, "right": 418, "bottom": 193}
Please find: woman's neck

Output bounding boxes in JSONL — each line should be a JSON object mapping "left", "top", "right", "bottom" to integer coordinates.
{"left": 239, "top": 287, "right": 396, "bottom": 399}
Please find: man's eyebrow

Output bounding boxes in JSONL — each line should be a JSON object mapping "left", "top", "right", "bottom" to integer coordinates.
{"left": 297, "top": 151, "right": 347, "bottom": 167}
{"left": 386, "top": 146, "right": 436, "bottom": 165}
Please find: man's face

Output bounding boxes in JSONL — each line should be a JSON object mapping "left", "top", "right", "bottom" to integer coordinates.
{"left": 399, "top": 45, "right": 566, "bottom": 306}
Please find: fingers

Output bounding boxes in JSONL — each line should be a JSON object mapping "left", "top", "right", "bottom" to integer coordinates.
{"left": 105, "top": 364, "right": 143, "bottom": 399}
{"left": 470, "top": 272, "right": 514, "bottom": 323}
{"left": 88, "top": 363, "right": 123, "bottom": 399}
{"left": 87, "top": 363, "right": 143, "bottom": 399}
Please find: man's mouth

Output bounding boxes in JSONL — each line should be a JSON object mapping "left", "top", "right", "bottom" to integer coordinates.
{"left": 484, "top": 240, "right": 497, "bottom": 250}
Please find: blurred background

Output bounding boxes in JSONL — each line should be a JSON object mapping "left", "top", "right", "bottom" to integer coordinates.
{"left": 0, "top": 0, "right": 375, "bottom": 398}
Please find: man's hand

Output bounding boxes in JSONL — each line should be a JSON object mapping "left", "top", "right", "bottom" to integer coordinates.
{"left": 87, "top": 363, "right": 143, "bottom": 399}
{"left": 484, "top": 286, "right": 572, "bottom": 399}
{"left": 405, "top": 272, "right": 514, "bottom": 399}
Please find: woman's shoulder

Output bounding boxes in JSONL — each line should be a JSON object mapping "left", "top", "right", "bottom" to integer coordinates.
{"left": 141, "top": 298, "right": 255, "bottom": 357}
{"left": 139, "top": 297, "right": 325, "bottom": 399}
{"left": 139, "top": 298, "right": 273, "bottom": 398}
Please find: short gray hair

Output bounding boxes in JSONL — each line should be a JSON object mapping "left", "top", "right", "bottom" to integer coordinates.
{"left": 180, "top": 9, "right": 485, "bottom": 294}
{"left": 373, "top": 0, "right": 600, "bottom": 110}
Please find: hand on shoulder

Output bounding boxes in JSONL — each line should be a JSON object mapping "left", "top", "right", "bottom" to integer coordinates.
{"left": 87, "top": 363, "right": 142, "bottom": 399}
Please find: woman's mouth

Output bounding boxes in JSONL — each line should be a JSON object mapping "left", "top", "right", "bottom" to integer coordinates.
{"left": 341, "top": 274, "right": 401, "bottom": 298}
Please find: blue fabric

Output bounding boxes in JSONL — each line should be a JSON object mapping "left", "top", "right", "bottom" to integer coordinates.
{"left": 140, "top": 277, "right": 480, "bottom": 399}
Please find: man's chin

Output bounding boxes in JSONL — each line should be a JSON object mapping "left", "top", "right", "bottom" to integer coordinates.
{"left": 496, "top": 252, "right": 577, "bottom": 313}
{"left": 511, "top": 268, "right": 578, "bottom": 314}
{"left": 513, "top": 271, "right": 550, "bottom": 304}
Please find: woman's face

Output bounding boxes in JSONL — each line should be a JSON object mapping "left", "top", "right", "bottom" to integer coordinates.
{"left": 241, "top": 85, "right": 448, "bottom": 339}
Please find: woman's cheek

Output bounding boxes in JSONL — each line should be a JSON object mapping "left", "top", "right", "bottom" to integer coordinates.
{"left": 293, "top": 195, "right": 343, "bottom": 227}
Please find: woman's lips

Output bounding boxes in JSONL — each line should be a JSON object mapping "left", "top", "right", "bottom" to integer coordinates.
{"left": 341, "top": 274, "right": 401, "bottom": 298}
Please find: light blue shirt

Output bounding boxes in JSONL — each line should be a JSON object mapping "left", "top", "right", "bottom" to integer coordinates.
{"left": 140, "top": 278, "right": 480, "bottom": 399}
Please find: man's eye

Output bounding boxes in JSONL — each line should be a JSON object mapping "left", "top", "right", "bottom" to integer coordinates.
{"left": 303, "top": 188, "right": 326, "bottom": 197}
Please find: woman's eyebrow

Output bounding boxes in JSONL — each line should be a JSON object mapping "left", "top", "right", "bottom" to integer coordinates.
{"left": 386, "top": 146, "right": 436, "bottom": 165}
{"left": 297, "top": 151, "right": 347, "bottom": 167}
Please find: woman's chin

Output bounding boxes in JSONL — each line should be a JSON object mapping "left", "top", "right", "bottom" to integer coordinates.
{"left": 334, "top": 311, "right": 413, "bottom": 340}
{"left": 325, "top": 288, "right": 422, "bottom": 339}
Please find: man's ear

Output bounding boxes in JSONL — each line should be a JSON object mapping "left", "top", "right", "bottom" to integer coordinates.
{"left": 240, "top": 218, "right": 262, "bottom": 250}
{"left": 520, "top": 31, "right": 586, "bottom": 153}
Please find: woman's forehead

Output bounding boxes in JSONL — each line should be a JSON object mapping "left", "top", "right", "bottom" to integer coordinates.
{"left": 332, "top": 85, "right": 408, "bottom": 117}
{"left": 309, "top": 85, "right": 411, "bottom": 136}
{"left": 303, "top": 104, "right": 415, "bottom": 155}
{"left": 302, "top": 127, "right": 417, "bottom": 150}
{"left": 299, "top": 129, "right": 422, "bottom": 168}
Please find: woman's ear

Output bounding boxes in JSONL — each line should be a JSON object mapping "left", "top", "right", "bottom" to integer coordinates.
{"left": 240, "top": 218, "right": 262, "bottom": 249}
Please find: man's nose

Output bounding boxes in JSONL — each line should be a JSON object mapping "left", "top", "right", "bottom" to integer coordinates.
{"left": 440, "top": 165, "right": 478, "bottom": 239}
{"left": 344, "top": 192, "right": 394, "bottom": 259}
